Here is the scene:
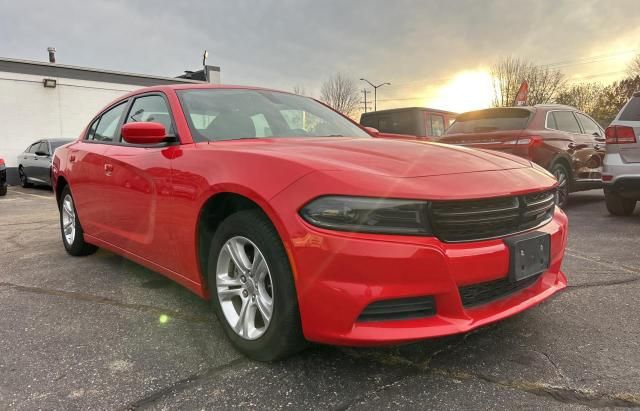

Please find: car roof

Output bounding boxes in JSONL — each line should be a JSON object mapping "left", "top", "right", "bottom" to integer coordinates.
{"left": 361, "top": 107, "right": 458, "bottom": 116}
{"left": 120, "top": 83, "right": 294, "bottom": 99}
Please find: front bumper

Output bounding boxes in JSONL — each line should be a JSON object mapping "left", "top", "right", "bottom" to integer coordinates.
{"left": 285, "top": 207, "right": 568, "bottom": 346}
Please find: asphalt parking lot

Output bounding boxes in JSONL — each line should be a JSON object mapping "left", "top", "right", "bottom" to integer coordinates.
{"left": 0, "top": 186, "right": 639, "bottom": 410}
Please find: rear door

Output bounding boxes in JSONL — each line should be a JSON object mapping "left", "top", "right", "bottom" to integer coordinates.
{"left": 549, "top": 110, "right": 598, "bottom": 180}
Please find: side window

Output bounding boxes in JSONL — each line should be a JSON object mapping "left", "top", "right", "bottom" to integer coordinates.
{"left": 91, "top": 102, "right": 127, "bottom": 142}
{"left": 546, "top": 112, "right": 557, "bottom": 129}
{"left": 552, "top": 111, "right": 581, "bottom": 134}
{"left": 87, "top": 119, "right": 98, "bottom": 140}
{"left": 27, "top": 143, "right": 39, "bottom": 153}
{"left": 36, "top": 141, "right": 49, "bottom": 155}
{"left": 576, "top": 113, "right": 601, "bottom": 136}
{"left": 125, "top": 95, "right": 175, "bottom": 137}
{"left": 430, "top": 115, "right": 445, "bottom": 137}
{"left": 448, "top": 117, "right": 456, "bottom": 128}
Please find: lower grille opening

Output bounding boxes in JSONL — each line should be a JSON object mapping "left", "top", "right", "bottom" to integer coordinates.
{"left": 459, "top": 274, "right": 541, "bottom": 308}
{"left": 357, "top": 296, "right": 436, "bottom": 322}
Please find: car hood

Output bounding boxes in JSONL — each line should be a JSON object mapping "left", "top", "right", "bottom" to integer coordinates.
{"left": 218, "top": 137, "right": 531, "bottom": 177}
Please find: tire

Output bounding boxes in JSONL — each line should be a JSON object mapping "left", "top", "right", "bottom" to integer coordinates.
{"left": 604, "top": 189, "right": 636, "bottom": 216}
{"left": 0, "top": 185, "right": 6, "bottom": 196}
{"left": 19, "top": 167, "right": 32, "bottom": 188}
{"left": 551, "top": 163, "right": 570, "bottom": 208}
{"left": 59, "top": 186, "right": 98, "bottom": 256}
{"left": 207, "top": 209, "right": 306, "bottom": 361}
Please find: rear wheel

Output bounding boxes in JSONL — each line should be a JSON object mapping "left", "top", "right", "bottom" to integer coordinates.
{"left": 208, "top": 209, "right": 306, "bottom": 361}
{"left": 604, "top": 189, "right": 637, "bottom": 216}
{"left": 59, "top": 186, "right": 98, "bottom": 256}
{"left": 19, "top": 167, "right": 32, "bottom": 188}
{"left": 551, "top": 163, "right": 570, "bottom": 208}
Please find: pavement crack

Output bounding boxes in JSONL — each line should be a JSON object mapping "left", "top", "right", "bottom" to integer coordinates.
{"left": 566, "top": 250, "right": 640, "bottom": 275}
{"left": 123, "top": 357, "right": 248, "bottom": 410}
{"left": 0, "top": 281, "right": 211, "bottom": 324}
{"left": 534, "top": 349, "right": 569, "bottom": 382}
{"left": 566, "top": 276, "right": 640, "bottom": 290}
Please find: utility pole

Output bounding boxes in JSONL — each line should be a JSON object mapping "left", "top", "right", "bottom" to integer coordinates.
{"left": 361, "top": 89, "right": 371, "bottom": 113}
{"left": 360, "top": 78, "right": 391, "bottom": 111}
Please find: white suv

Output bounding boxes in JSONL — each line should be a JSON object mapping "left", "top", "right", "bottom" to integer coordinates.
{"left": 603, "top": 92, "right": 640, "bottom": 215}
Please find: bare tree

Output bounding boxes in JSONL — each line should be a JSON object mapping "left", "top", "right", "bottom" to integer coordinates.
{"left": 320, "top": 73, "right": 360, "bottom": 117}
{"left": 491, "top": 57, "right": 566, "bottom": 107}
{"left": 627, "top": 53, "right": 640, "bottom": 78}
{"left": 292, "top": 85, "right": 307, "bottom": 96}
{"left": 555, "top": 82, "right": 605, "bottom": 117}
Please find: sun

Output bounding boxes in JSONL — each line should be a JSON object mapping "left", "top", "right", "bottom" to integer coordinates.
{"left": 426, "top": 70, "right": 494, "bottom": 113}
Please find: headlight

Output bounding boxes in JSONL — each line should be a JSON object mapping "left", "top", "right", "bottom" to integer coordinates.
{"left": 300, "top": 196, "right": 432, "bottom": 235}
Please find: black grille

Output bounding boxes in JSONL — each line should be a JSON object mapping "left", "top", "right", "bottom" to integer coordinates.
{"left": 357, "top": 296, "right": 436, "bottom": 322}
{"left": 459, "top": 274, "right": 541, "bottom": 307}
{"left": 429, "top": 189, "right": 555, "bottom": 242}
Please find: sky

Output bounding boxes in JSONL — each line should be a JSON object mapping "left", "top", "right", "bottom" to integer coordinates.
{"left": 1, "top": 0, "right": 639, "bottom": 113}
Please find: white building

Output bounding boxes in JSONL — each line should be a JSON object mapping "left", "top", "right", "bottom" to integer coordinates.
{"left": 0, "top": 56, "right": 220, "bottom": 183}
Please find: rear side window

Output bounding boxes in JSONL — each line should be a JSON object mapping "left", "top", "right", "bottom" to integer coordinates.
{"left": 446, "top": 108, "right": 530, "bottom": 134}
{"left": 36, "top": 141, "right": 49, "bottom": 155}
{"left": 430, "top": 115, "right": 445, "bottom": 137}
{"left": 27, "top": 143, "right": 39, "bottom": 153}
{"left": 575, "top": 113, "right": 601, "bottom": 135}
{"left": 619, "top": 97, "right": 640, "bottom": 121}
{"left": 551, "top": 111, "right": 581, "bottom": 133}
{"left": 125, "top": 95, "right": 175, "bottom": 137}
{"left": 377, "top": 111, "right": 421, "bottom": 135}
{"left": 89, "top": 102, "right": 127, "bottom": 142}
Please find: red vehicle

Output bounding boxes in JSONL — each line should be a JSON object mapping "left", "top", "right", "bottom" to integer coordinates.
{"left": 360, "top": 107, "right": 457, "bottom": 140}
{"left": 439, "top": 105, "right": 606, "bottom": 207}
{"left": 53, "top": 85, "right": 567, "bottom": 361}
{"left": 0, "top": 157, "right": 7, "bottom": 196}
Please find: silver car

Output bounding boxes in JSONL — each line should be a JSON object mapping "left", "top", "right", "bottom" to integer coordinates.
{"left": 603, "top": 92, "right": 640, "bottom": 215}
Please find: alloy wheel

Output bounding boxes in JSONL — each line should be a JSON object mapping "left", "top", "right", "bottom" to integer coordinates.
{"left": 19, "top": 169, "right": 27, "bottom": 185}
{"left": 216, "top": 236, "right": 274, "bottom": 340}
{"left": 61, "top": 194, "right": 76, "bottom": 245}
{"left": 553, "top": 167, "right": 568, "bottom": 206}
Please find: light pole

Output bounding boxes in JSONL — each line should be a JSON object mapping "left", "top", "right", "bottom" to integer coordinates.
{"left": 360, "top": 78, "right": 391, "bottom": 111}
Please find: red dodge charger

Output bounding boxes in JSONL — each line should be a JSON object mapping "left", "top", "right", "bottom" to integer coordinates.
{"left": 52, "top": 84, "right": 567, "bottom": 361}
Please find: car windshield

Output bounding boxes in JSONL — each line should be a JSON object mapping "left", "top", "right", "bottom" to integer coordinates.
{"left": 445, "top": 108, "right": 532, "bottom": 134}
{"left": 178, "top": 88, "right": 370, "bottom": 142}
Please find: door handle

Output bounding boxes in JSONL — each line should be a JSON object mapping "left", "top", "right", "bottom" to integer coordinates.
{"left": 104, "top": 163, "right": 114, "bottom": 176}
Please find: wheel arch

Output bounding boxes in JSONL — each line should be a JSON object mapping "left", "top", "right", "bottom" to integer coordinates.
{"left": 195, "top": 189, "right": 291, "bottom": 298}
{"left": 55, "top": 176, "right": 69, "bottom": 207}
{"left": 549, "top": 155, "right": 573, "bottom": 182}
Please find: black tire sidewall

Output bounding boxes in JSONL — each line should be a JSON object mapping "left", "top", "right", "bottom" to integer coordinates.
{"left": 207, "top": 210, "right": 305, "bottom": 361}
{"left": 551, "top": 163, "right": 570, "bottom": 208}
{"left": 604, "top": 188, "right": 636, "bottom": 216}
{"left": 19, "top": 167, "right": 30, "bottom": 188}
{"left": 59, "top": 186, "right": 96, "bottom": 255}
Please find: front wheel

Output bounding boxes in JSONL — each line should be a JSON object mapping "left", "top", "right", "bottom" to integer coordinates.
{"left": 604, "top": 189, "right": 637, "bottom": 216}
{"left": 208, "top": 209, "right": 306, "bottom": 361}
{"left": 0, "top": 185, "right": 6, "bottom": 196}
{"left": 551, "top": 163, "right": 570, "bottom": 208}
{"left": 59, "top": 186, "right": 98, "bottom": 256}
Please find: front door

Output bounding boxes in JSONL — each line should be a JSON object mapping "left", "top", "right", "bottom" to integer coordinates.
{"left": 575, "top": 112, "right": 605, "bottom": 180}
{"left": 549, "top": 110, "right": 597, "bottom": 179}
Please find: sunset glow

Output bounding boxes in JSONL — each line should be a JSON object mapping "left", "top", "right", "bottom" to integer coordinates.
{"left": 425, "top": 70, "right": 494, "bottom": 113}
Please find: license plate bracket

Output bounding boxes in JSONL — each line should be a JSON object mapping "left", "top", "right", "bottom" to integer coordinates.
{"left": 505, "top": 231, "right": 550, "bottom": 282}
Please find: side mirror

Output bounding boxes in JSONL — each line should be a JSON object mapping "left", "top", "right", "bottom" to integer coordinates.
{"left": 364, "top": 126, "right": 380, "bottom": 137}
{"left": 121, "top": 122, "right": 167, "bottom": 144}
{"left": 34, "top": 151, "right": 49, "bottom": 157}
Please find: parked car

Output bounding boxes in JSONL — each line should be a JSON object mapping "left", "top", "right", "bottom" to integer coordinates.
{"left": 438, "top": 105, "right": 605, "bottom": 207}
{"left": 53, "top": 85, "right": 567, "bottom": 361}
{"left": 18, "top": 138, "right": 73, "bottom": 188}
{"left": 360, "top": 107, "right": 457, "bottom": 140}
{"left": 0, "top": 157, "right": 7, "bottom": 196}
{"left": 602, "top": 91, "right": 640, "bottom": 215}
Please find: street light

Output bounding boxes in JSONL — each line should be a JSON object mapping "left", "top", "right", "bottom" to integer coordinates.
{"left": 360, "top": 78, "right": 391, "bottom": 111}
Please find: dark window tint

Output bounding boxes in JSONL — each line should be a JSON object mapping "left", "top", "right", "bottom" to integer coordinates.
{"left": 446, "top": 108, "right": 531, "bottom": 134}
{"left": 27, "top": 143, "right": 39, "bottom": 153}
{"left": 125, "top": 95, "right": 175, "bottom": 136}
{"left": 619, "top": 97, "right": 640, "bottom": 121}
{"left": 430, "top": 115, "right": 445, "bottom": 137}
{"left": 552, "top": 111, "right": 581, "bottom": 133}
{"left": 575, "top": 113, "right": 601, "bottom": 135}
{"left": 51, "top": 140, "right": 72, "bottom": 151}
{"left": 365, "top": 111, "right": 420, "bottom": 136}
{"left": 90, "top": 102, "right": 127, "bottom": 142}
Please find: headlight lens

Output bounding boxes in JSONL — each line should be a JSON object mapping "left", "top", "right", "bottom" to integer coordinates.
{"left": 300, "top": 196, "right": 432, "bottom": 235}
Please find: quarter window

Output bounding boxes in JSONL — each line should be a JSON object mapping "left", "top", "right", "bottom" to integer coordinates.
{"left": 89, "top": 102, "right": 127, "bottom": 142}
{"left": 575, "top": 113, "right": 601, "bottom": 136}
{"left": 125, "top": 95, "right": 175, "bottom": 138}
{"left": 551, "top": 111, "right": 581, "bottom": 134}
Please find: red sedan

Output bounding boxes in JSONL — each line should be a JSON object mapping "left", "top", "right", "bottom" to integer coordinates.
{"left": 52, "top": 84, "right": 567, "bottom": 361}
